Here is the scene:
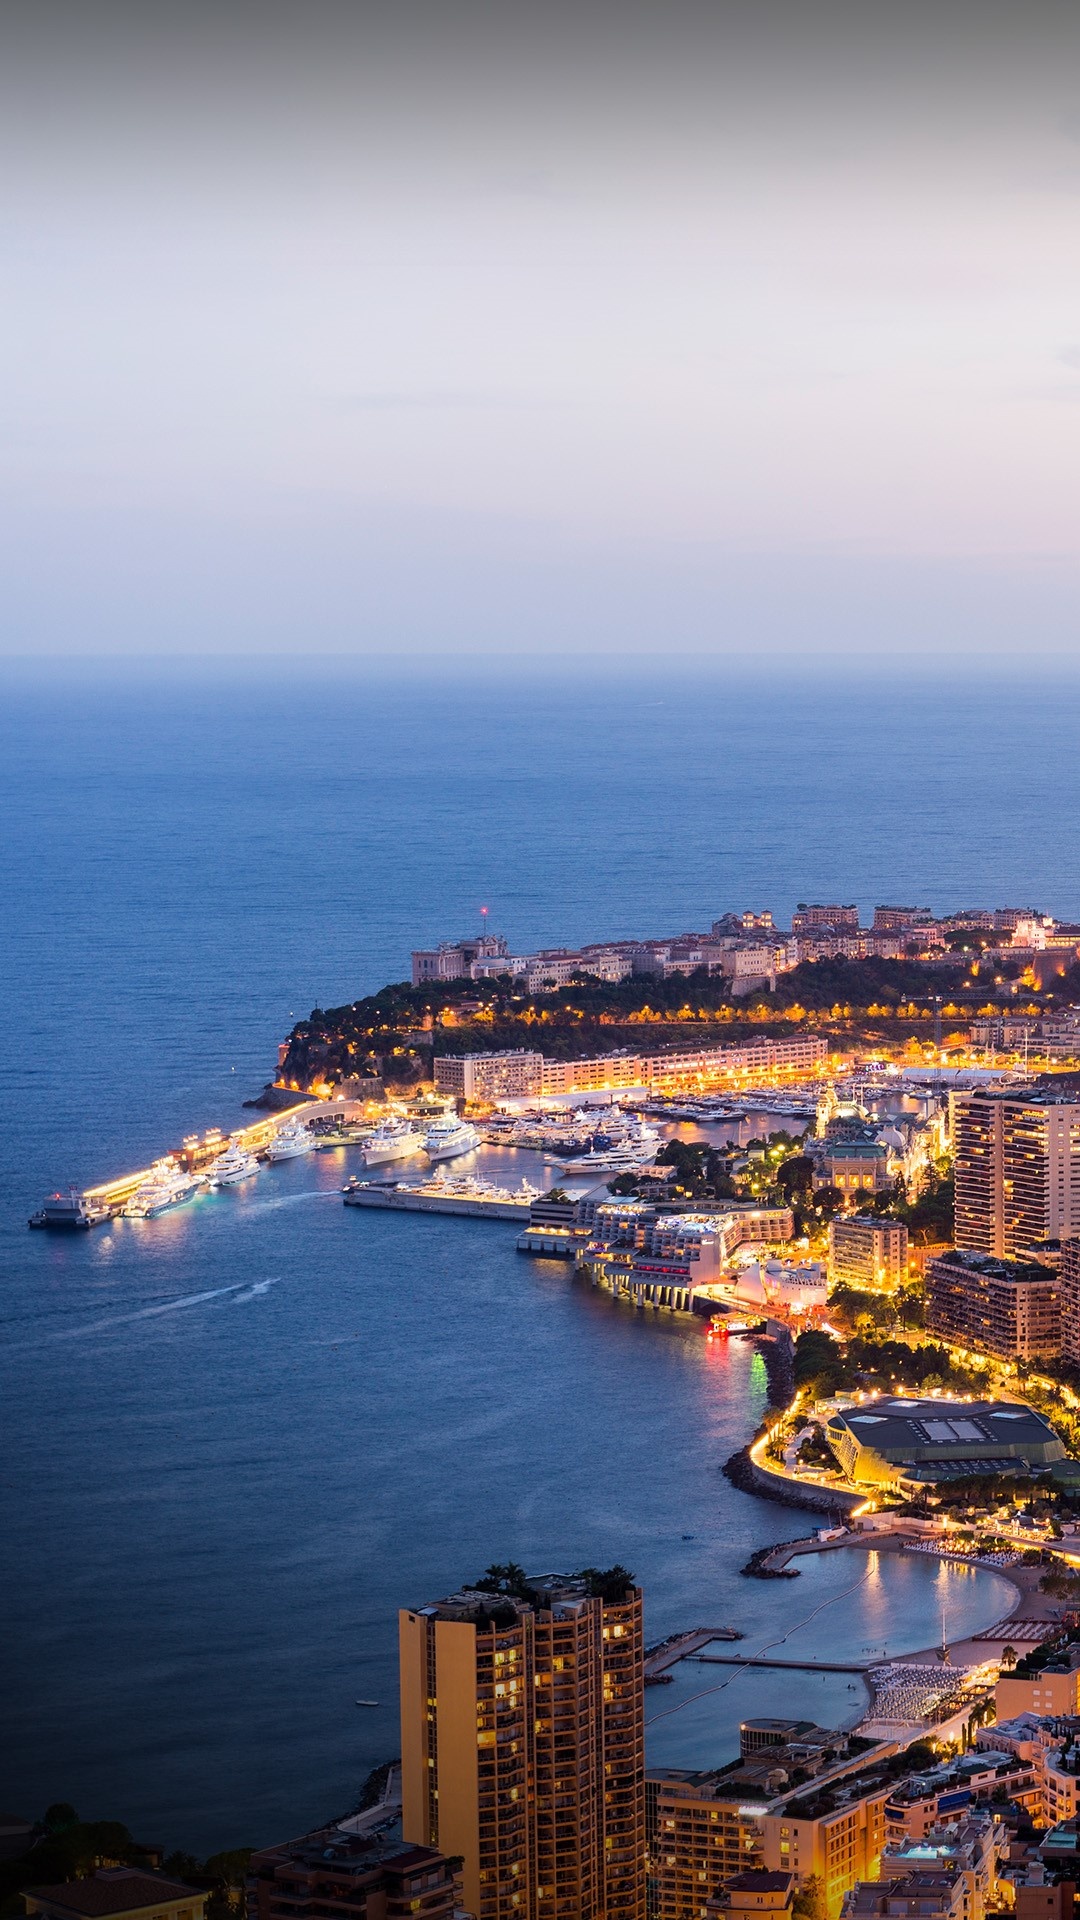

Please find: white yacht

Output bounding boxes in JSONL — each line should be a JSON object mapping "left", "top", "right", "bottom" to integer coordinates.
{"left": 559, "top": 1140, "right": 660, "bottom": 1176}
{"left": 209, "top": 1144, "right": 260, "bottom": 1187}
{"left": 362, "top": 1119, "right": 427, "bottom": 1167}
{"left": 423, "top": 1117, "right": 481, "bottom": 1162}
{"left": 124, "top": 1160, "right": 203, "bottom": 1218}
{"left": 266, "top": 1121, "right": 316, "bottom": 1161}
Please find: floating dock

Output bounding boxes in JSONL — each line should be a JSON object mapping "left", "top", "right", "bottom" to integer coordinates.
{"left": 344, "top": 1181, "right": 534, "bottom": 1221}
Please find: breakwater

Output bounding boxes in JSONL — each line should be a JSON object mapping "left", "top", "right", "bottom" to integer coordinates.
{"left": 723, "top": 1444, "right": 865, "bottom": 1518}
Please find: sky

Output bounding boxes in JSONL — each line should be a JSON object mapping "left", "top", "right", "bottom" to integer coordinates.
{"left": 3, "top": 0, "right": 1080, "bottom": 662}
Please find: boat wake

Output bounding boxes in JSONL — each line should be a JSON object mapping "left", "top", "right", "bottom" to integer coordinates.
{"left": 21, "top": 1279, "right": 282, "bottom": 1345}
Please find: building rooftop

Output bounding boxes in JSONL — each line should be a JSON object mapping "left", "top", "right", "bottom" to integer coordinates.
{"left": 253, "top": 1830, "right": 449, "bottom": 1878}
{"left": 25, "top": 1874, "right": 202, "bottom": 1918}
{"left": 826, "top": 1397, "right": 1064, "bottom": 1465}
{"left": 726, "top": 1874, "right": 795, "bottom": 1894}
{"left": 411, "top": 1569, "right": 636, "bottom": 1621}
{"left": 931, "top": 1248, "right": 1058, "bottom": 1284}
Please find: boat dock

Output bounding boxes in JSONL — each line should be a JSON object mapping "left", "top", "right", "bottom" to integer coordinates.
{"left": 344, "top": 1181, "right": 534, "bottom": 1221}
{"left": 37, "top": 1096, "right": 369, "bottom": 1223}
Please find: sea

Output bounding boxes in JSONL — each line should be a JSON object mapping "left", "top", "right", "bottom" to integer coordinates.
{"left": 3, "top": 659, "right": 1077, "bottom": 1854}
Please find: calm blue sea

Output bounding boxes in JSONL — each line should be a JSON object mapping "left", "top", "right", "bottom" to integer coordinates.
{"left": 1, "top": 662, "right": 1075, "bottom": 1852}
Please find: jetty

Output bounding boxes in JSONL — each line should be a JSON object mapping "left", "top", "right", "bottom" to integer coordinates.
{"left": 644, "top": 1627, "right": 744, "bottom": 1683}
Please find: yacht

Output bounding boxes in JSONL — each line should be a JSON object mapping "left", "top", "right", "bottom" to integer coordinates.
{"left": 124, "top": 1160, "right": 203, "bottom": 1218}
{"left": 423, "top": 1117, "right": 481, "bottom": 1162}
{"left": 209, "top": 1144, "right": 260, "bottom": 1187}
{"left": 266, "top": 1121, "right": 316, "bottom": 1161}
{"left": 558, "top": 1140, "right": 660, "bottom": 1176}
{"left": 362, "top": 1119, "right": 427, "bottom": 1167}
{"left": 29, "top": 1188, "right": 108, "bottom": 1230}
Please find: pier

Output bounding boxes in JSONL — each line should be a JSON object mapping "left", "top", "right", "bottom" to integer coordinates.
{"left": 78, "top": 1100, "right": 338, "bottom": 1212}
{"left": 690, "top": 1652, "right": 871, "bottom": 1673}
{"left": 644, "top": 1627, "right": 744, "bottom": 1682}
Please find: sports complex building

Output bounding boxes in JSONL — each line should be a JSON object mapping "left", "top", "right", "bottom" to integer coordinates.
{"left": 824, "top": 1397, "right": 1068, "bottom": 1492}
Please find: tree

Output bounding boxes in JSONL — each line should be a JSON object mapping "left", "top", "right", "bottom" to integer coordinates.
{"left": 792, "top": 1875, "right": 826, "bottom": 1920}
{"left": 1001, "top": 1645, "right": 1018, "bottom": 1669}
{"left": 777, "top": 1155, "right": 814, "bottom": 1199}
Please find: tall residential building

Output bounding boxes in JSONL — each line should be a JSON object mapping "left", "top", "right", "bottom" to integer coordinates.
{"left": 926, "top": 1249, "right": 1062, "bottom": 1360}
{"left": 1060, "top": 1240, "right": 1080, "bottom": 1367}
{"left": 828, "top": 1217, "right": 908, "bottom": 1290}
{"left": 952, "top": 1091, "right": 1080, "bottom": 1258}
{"left": 400, "top": 1571, "right": 645, "bottom": 1920}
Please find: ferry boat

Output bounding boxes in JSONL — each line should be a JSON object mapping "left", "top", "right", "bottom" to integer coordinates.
{"left": 362, "top": 1119, "right": 427, "bottom": 1167}
{"left": 266, "top": 1121, "right": 316, "bottom": 1161}
{"left": 209, "top": 1145, "right": 260, "bottom": 1187}
{"left": 28, "top": 1188, "right": 108, "bottom": 1230}
{"left": 124, "top": 1160, "right": 203, "bottom": 1218}
{"left": 423, "top": 1117, "right": 481, "bottom": 1161}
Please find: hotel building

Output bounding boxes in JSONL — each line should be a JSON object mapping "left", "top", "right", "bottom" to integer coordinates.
{"left": 952, "top": 1091, "right": 1080, "bottom": 1259}
{"left": 400, "top": 1572, "right": 645, "bottom": 1920}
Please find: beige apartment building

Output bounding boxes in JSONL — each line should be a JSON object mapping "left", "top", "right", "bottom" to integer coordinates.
{"left": 952, "top": 1090, "right": 1080, "bottom": 1259}
{"left": 646, "top": 1771, "right": 766, "bottom": 1920}
{"left": 828, "top": 1218, "right": 909, "bottom": 1288}
{"left": 400, "top": 1572, "right": 645, "bottom": 1920}
{"left": 996, "top": 1651, "right": 1080, "bottom": 1721}
{"left": 758, "top": 1785, "right": 890, "bottom": 1920}
{"left": 926, "top": 1248, "right": 1062, "bottom": 1360}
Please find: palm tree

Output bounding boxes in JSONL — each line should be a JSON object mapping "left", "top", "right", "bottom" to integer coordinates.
{"left": 1001, "top": 1645, "right": 1018, "bottom": 1669}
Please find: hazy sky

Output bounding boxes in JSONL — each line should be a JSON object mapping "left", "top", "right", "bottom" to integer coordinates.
{"left": 4, "top": 0, "right": 1080, "bottom": 659}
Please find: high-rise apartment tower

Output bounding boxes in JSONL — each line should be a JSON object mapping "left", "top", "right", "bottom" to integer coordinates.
{"left": 400, "top": 1570, "right": 645, "bottom": 1920}
{"left": 952, "top": 1090, "right": 1080, "bottom": 1258}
